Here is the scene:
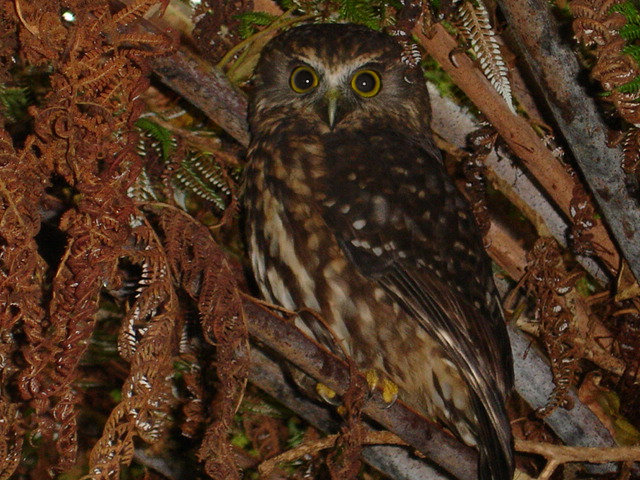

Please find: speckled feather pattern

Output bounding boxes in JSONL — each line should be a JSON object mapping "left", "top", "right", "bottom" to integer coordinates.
{"left": 244, "top": 23, "right": 514, "bottom": 480}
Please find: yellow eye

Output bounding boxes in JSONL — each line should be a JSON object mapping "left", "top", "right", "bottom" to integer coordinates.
{"left": 351, "top": 69, "right": 381, "bottom": 97}
{"left": 290, "top": 66, "right": 318, "bottom": 93}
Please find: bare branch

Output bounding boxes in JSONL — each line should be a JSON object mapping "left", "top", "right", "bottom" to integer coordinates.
{"left": 150, "top": 48, "right": 250, "bottom": 147}
{"left": 515, "top": 439, "right": 640, "bottom": 480}
{"left": 249, "top": 345, "right": 453, "bottom": 479}
{"left": 258, "top": 431, "right": 406, "bottom": 478}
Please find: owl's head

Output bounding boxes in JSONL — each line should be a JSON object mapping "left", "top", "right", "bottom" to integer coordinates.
{"left": 249, "top": 23, "right": 431, "bottom": 136}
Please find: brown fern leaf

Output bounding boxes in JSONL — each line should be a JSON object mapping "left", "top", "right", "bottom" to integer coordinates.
{"left": 156, "top": 210, "right": 249, "bottom": 479}
{"left": 84, "top": 310, "right": 179, "bottom": 480}
{"left": 525, "top": 238, "right": 583, "bottom": 416}
{"left": 109, "top": 0, "right": 169, "bottom": 32}
{"left": 571, "top": 0, "right": 640, "bottom": 177}
{"left": 568, "top": 184, "right": 604, "bottom": 259}
{"left": 457, "top": 1, "right": 514, "bottom": 111}
{"left": 0, "top": 400, "right": 23, "bottom": 480}
{"left": 622, "top": 126, "right": 640, "bottom": 173}
{"left": 571, "top": 0, "right": 626, "bottom": 46}
{"left": 611, "top": 89, "right": 640, "bottom": 124}
{"left": 0, "top": 130, "right": 47, "bottom": 478}
{"left": 463, "top": 124, "right": 496, "bottom": 237}
{"left": 12, "top": 0, "right": 169, "bottom": 472}
{"left": 612, "top": 308, "right": 640, "bottom": 424}
{"left": 192, "top": 0, "right": 255, "bottom": 63}
{"left": 0, "top": 2, "right": 19, "bottom": 85}
{"left": 86, "top": 218, "right": 180, "bottom": 480}
{"left": 118, "top": 225, "right": 172, "bottom": 361}
{"left": 178, "top": 352, "right": 206, "bottom": 439}
{"left": 0, "top": 129, "right": 47, "bottom": 373}
{"left": 17, "top": 0, "right": 67, "bottom": 65}
{"left": 325, "top": 362, "right": 367, "bottom": 480}
{"left": 592, "top": 38, "right": 639, "bottom": 88}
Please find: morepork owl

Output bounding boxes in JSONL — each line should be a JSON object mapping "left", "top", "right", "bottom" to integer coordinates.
{"left": 244, "top": 22, "right": 514, "bottom": 480}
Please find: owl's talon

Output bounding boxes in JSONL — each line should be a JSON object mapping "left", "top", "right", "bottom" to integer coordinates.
{"left": 365, "top": 369, "right": 379, "bottom": 391}
{"left": 366, "top": 369, "right": 398, "bottom": 407}
{"left": 381, "top": 378, "right": 399, "bottom": 407}
{"left": 316, "top": 382, "right": 340, "bottom": 405}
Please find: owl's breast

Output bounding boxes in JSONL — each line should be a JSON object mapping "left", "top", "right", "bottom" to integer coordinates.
{"left": 244, "top": 138, "right": 395, "bottom": 356}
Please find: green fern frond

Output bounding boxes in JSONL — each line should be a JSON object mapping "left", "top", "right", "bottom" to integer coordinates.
{"left": 611, "top": 1, "right": 640, "bottom": 24}
{"left": 235, "top": 11, "right": 278, "bottom": 39}
{"left": 338, "top": 0, "right": 380, "bottom": 30}
{"left": 338, "top": 0, "right": 385, "bottom": 30}
{"left": 0, "top": 85, "right": 30, "bottom": 123}
{"left": 623, "top": 44, "right": 640, "bottom": 63}
{"left": 618, "top": 74, "right": 640, "bottom": 93}
{"left": 276, "top": 0, "right": 297, "bottom": 11}
{"left": 620, "top": 22, "right": 640, "bottom": 41}
{"left": 135, "top": 118, "right": 175, "bottom": 162}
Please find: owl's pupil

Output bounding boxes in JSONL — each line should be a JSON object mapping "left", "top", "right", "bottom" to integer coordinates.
{"left": 356, "top": 73, "right": 375, "bottom": 93}
{"left": 294, "top": 70, "right": 315, "bottom": 90}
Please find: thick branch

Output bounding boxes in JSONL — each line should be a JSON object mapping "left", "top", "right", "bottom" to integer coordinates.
{"left": 149, "top": 49, "right": 250, "bottom": 147}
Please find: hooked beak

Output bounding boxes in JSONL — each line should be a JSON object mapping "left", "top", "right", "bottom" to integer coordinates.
{"left": 324, "top": 89, "right": 341, "bottom": 130}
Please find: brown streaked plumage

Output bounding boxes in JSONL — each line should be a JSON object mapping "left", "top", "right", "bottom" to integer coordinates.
{"left": 243, "top": 23, "right": 514, "bottom": 480}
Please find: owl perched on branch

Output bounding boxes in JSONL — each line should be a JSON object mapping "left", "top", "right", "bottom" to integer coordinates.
{"left": 244, "top": 23, "right": 514, "bottom": 480}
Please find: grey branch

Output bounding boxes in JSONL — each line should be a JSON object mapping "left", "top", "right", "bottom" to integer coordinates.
{"left": 150, "top": 50, "right": 250, "bottom": 147}
{"left": 249, "top": 346, "right": 453, "bottom": 480}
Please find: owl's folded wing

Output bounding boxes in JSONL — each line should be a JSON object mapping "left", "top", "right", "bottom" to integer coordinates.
{"left": 319, "top": 136, "right": 514, "bottom": 480}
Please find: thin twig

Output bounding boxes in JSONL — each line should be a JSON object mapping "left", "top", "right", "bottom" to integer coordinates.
{"left": 516, "top": 439, "right": 640, "bottom": 464}
{"left": 515, "top": 439, "right": 640, "bottom": 480}
{"left": 258, "top": 431, "right": 406, "bottom": 477}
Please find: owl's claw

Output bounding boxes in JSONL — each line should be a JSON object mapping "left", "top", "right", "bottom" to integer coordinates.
{"left": 316, "top": 382, "right": 340, "bottom": 405}
{"left": 365, "top": 369, "right": 399, "bottom": 407}
{"left": 365, "top": 368, "right": 380, "bottom": 391}
{"left": 381, "top": 378, "right": 399, "bottom": 407}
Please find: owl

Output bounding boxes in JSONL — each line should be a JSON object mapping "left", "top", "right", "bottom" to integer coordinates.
{"left": 244, "top": 23, "right": 514, "bottom": 480}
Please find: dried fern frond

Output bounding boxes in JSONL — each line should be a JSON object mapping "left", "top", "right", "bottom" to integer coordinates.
{"left": 524, "top": 238, "right": 582, "bottom": 416}
{"left": 571, "top": 0, "right": 640, "bottom": 170}
{"left": 456, "top": 0, "right": 514, "bottom": 111}
{"left": 622, "top": 125, "right": 640, "bottom": 172}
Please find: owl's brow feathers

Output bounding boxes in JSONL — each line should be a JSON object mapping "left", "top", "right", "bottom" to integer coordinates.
{"left": 258, "top": 23, "right": 408, "bottom": 83}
